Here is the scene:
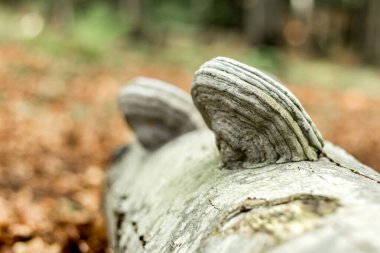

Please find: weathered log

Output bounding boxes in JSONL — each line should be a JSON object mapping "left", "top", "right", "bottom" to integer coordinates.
{"left": 104, "top": 57, "right": 380, "bottom": 253}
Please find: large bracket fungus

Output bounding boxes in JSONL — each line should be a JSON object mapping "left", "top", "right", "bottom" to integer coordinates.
{"left": 192, "top": 57, "right": 323, "bottom": 169}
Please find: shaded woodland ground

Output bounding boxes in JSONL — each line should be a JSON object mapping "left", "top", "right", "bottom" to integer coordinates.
{"left": 0, "top": 43, "right": 379, "bottom": 253}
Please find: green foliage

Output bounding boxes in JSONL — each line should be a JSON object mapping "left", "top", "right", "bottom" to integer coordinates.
{"left": 245, "top": 47, "right": 285, "bottom": 76}
{"left": 67, "top": 2, "right": 128, "bottom": 56}
{"left": 1, "top": 0, "right": 379, "bottom": 74}
{"left": 151, "top": 0, "right": 194, "bottom": 30}
{"left": 22, "top": 3, "right": 129, "bottom": 62}
{"left": 199, "top": 0, "right": 242, "bottom": 28}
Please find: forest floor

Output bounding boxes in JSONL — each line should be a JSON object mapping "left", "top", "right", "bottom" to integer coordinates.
{"left": 0, "top": 43, "right": 379, "bottom": 253}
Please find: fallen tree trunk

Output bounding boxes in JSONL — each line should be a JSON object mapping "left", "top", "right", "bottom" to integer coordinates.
{"left": 104, "top": 58, "right": 380, "bottom": 253}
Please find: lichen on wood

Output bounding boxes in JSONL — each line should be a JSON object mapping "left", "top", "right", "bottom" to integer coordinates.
{"left": 210, "top": 194, "right": 340, "bottom": 246}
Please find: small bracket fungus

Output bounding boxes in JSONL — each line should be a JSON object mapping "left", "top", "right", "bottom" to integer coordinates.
{"left": 118, "top": 77, "right": 205, "bottom": 151}
{"left": 192, "top": 57, "right": 324, "bottom": 169}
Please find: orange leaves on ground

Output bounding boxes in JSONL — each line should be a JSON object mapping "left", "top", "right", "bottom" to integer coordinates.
{"left": 291, "top": 86, "right": 380, "bottom": 170}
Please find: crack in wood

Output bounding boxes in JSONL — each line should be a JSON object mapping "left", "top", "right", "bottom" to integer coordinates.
{"left": 131, "top": 221, "right": 147, "bottom": 248}
{"left": 322, "top": 152, "right": 380, "bottom": 184}
{"left": 208, "top": 199, "right": 221, "bottom": 211}
{"left": 114, "top": 209, "right": 125, "bottom": 245}
{"left": 111, "top": 144, "right": 130, "bottom": 164}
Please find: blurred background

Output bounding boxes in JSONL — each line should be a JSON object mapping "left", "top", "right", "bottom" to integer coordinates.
{"left": 0, "top": 0, "right": 379, "bottom": 252}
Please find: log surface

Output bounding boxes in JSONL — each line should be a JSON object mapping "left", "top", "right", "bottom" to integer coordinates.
{"left": 105, "top": 130, "right": 380, "bottom": 253}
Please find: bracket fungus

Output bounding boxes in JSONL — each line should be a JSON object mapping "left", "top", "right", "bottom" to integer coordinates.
{"left": 118, "top": 77, "right": 205, "bottom": 151}
{"left": 192, "top": 57, "right": 324, "bottom": 169}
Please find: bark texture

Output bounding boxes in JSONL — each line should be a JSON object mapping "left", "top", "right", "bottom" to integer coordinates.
{"left": 104, "top": 57, "right": 380, "bottom": 253}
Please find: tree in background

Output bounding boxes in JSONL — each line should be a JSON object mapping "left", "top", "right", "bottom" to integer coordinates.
{"left": 242, "top": 0, "right": 286, "bottom": 47}
{"left": 50, "top": 0, "right": 74, "bottom": 29}
{"left": 361, "top": 0, "right": 380, "bottom": 64}
{"left": 1, "top": 0, "right": 380, "bottom": 64}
